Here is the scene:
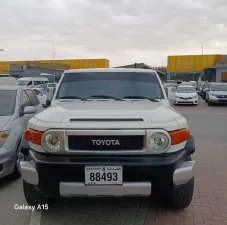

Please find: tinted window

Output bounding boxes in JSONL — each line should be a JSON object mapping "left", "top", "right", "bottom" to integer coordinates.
{"left": 33, "top": 89, "right": 43, "bottom": 96}
{"left": 20, "top": 90, "right": 31, "bottom": 110}
{"left": 27, "top": 81, "right": 32, "bottom": 86}
{"left": 177, "top": 86, "right": 196, "bottom": 93}
{"left": 0, "top": 90, "right": 17, "bottom": 116}
{"left": 26, "top": 89, "right": 39, "bottom": 106}
{"left": 56, "top": 72, "right": 164, "bottom": 99}
{"left": 18, "top": 80, "right": 28, "bottom": 86}
{"left": 211, "top": 84, "right": 227, "bottom": 91}
{"left": 37, "top": 84, "right": 47, "bottom": 88}
{"left": 34, "top": 81, "right": 42, "bottom": 85}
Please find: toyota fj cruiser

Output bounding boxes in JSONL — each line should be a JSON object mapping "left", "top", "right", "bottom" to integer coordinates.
{"left": 20, "top": 68, "right": 195, "bottom": 209}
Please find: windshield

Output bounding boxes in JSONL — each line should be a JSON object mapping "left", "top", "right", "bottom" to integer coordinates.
{"left": 211, "top": 84, "right": 227, "bottom": 91}
{"left": 18, "top": 80, "right": 28, "bottom": 86}
{"left": 177, "top": 86, "right": 196, "bottom": 93}
{"left": 0, "top": 90, "right": 17, "bottom": 116}
{"left": 55, "top": 72, "right": 164, "bottom": 100}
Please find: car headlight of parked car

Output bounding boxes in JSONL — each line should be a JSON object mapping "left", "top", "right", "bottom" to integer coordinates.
{"left": 149, "top": 132, "right": 169, "bottom": 152}
{"left": 191, "top": 94, "right": 198, "bottom": 98}
{"left": 0, "top": 130, "right": 10, "bottom": 148}
{"left": 209, "top": 93, "right": 217, "bottom": 97}
{"left": 41, "top": 132, "right": 63, "bottom": 153}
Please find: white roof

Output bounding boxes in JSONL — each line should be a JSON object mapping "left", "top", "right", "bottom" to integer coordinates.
{"left": 178, "top": 85, "right": 195, "bottom": 88}
{"left": 64, "top": 68, "right": 157, "bottom": 73}
{"left": 18, "top": 77, "right": 48, "bottom": 80}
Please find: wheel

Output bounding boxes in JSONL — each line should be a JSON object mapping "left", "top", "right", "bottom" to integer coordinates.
{"left": 166, "top": 157, "right": 194, "bottom": 209}
{"left": 205, "top": 98, "right": 208, "bottom": 102}
{"left": 9, "top": 139, "right": 24, "bottom": 180}
{"left": 208, "top": 101, "right": 212, "bottom": 106}
{"left": 23, "top": 180, "right": 49, "bottom": 207}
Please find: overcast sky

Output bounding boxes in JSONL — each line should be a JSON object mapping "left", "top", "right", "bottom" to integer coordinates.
{"left": 0, "top": 0, "right": 227, "bottom": 67}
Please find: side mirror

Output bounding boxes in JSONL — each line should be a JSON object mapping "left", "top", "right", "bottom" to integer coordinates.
{"left": 46, "top": 100, "right": 51, "bottom": 107}
{"left": 23, "top": 106, "right": 37, "bottom": 114}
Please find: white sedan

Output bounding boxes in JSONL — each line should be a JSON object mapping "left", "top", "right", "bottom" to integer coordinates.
{"left": 32, "top": 88, "right": 48, "bottom": 106}
{"left": 174, "top": 85, "right": 198, "bottom": 105}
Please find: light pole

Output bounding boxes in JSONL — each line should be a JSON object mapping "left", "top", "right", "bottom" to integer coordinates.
{"left": 52, "top": 45, "right": 56, "bottom": 60}
{"left": 201, "top": 46, "right": 203, "bottom": 55}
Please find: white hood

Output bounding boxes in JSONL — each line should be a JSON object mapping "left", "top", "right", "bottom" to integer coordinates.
{"left": 34, "top": 100, "right": 182, "bottom": 123}
{"left": 210, "top": 91, "right": 227, "bottom": 95}
{"left": 175, "top": 92, "right": 197, "bottom": 98}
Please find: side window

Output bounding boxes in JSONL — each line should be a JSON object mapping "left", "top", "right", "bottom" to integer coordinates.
{"left": 34, "top": 89, "right": 43, "bottom": 96}
{"left": 26, "top": 89, "right": 39, "bottom": 106}
{"left": 20, "top": 90, "right": 31, "bottom": 111}
{"left": 34, "top": 81, "right": 41, "bottom": 85}
{"left": 27, "top": 81, "right": 32, "bottom": 86}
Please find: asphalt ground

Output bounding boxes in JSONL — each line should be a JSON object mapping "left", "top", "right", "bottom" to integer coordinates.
{"left": 0, "top": 98, "right": 227, "bottom": 225}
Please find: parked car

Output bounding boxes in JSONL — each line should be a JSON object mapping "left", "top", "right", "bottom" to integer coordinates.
{"left": 200, "top": 82, "right": 210, "bottom": 99}
{"left": 32, "top": 88, "right": 48, "bottom": 107}
{"left": 165, "top": 80, "right": 176, "bottom": 84}
{"left": 174, "top": 85, "right": 198, "bottom": 105}
{"left": 0, "top": 85, "right": 43, "bottom": 179}
{"left": 20, "top": 68, "right": 196, "bottom": 210}
{"left": 179, "top": 82, "right": 193, "bottom": 86}
{"left": 205, "top": 83, "right": 227, "bottom": 106}
{"left": 35, "top": 83, "right": 56, "bottom": 91}
{"left": 196, "top": 81, "right": 205, "bottom": 93}
{"left": 18, "top": 77, "right": 49, "bottom": 87}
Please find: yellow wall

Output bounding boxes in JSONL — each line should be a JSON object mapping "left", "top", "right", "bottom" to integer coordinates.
{"left": 167, "top": 54, "right": 220, "bottom": 72}
{"left": 0, "top": 58, "right": 109, "bottom": 75}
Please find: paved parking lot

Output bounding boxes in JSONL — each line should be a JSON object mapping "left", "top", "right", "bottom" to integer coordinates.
{"left": 1, "top": 99, "right": 227, "bottom": 225}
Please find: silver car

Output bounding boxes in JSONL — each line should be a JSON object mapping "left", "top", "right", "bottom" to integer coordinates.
{"left": 0, "top": 85, "right": 43, "bottom": 179}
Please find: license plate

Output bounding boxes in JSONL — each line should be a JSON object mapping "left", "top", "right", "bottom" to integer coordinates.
{"left": 85, "top": 166, "right": 123, "bottom": 185}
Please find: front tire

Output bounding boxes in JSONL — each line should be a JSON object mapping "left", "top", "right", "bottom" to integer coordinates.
{"left": 166, "top": 156, "right": 194, "bottom": 209}
{"left": 9, "top": 140, "right": 24, "bottom": 180}
{"left": 208, "top": 101, "right": 213, "bottom": 106}
{"left": 166, "top": 178, "right": 194, "bottom": 209}
{"left": 23, "top": 181, "right": 49, "bottom": 207}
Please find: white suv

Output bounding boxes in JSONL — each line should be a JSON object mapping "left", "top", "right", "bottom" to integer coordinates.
{"left": 20, "top": 68, "right": 196, "bottom": 209}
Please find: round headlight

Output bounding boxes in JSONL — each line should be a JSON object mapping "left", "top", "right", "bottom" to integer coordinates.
{"left": 42, "top": 132, "right": 63, "bottom": 152}
{"left": 149, "top": 132, "right": 169, "bottom": 152}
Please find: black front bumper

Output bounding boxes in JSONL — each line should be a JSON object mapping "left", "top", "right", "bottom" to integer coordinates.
{"left": 22, "top": 136, "right": 195, "bottom": 198}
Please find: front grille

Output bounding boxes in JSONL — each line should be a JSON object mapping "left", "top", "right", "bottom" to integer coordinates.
{"left": 217, "top": 99, "right": 227, "bottom": 103}
{"left": 180, "top": 97, "right": 191, "bottom": 99}
{"left": 217, "top": 95, "right": 227, "bottom": 98}
{"left": 178, "top": 101, "right": 194, "bottom": 104}
{"left": 68, "top": 135, "right": 144, "bottom": 151}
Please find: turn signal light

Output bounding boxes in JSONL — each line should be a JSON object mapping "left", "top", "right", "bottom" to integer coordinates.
{"left": 168, "top": 128, "right": 190, "bottom": 145}
{"left": 24, "top": 129, "right": 44, "bottom": 145}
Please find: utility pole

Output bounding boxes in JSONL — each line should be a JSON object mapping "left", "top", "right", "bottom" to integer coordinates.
{"left": 0, "top": 49, "right": 4, "bottom": 51}
{"left": 52, "top": 45, "right": 56, "bottom": 60}
{"left": 201, "top": 46, "right": 203, "bottom": 55}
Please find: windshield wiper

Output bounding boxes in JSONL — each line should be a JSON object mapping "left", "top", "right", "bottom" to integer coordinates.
{"left": 59, "top": 96, "right": 86, "bottom": 100}
{"left": 88, "top": 95, "right": 121, "bottom": 100}
{"left": 121, "top": 96, "right": 159, "bottom": 102}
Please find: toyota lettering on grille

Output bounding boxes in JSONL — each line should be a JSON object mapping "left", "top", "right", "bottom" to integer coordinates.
{"left": 91, "top": 140, "right": 120, "bottom": 146}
